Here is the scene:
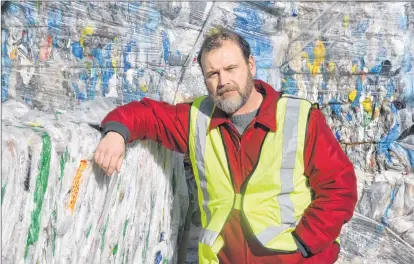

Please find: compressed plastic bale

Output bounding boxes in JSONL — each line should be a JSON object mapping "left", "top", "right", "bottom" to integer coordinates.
{"left": 1, "top": 1, "right": 211, "bottom": 107}
{"left": 1, "top": 118, "right": 99, "bottom": 262}
{"left": 2, "top": 99, "right": 188, "bottom": 264}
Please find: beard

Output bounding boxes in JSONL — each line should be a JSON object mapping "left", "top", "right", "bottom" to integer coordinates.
{"left": 210, "top": 71, "right": 254, "bottom": 115}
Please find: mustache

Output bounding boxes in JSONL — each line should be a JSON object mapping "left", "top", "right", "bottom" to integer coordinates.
{"left": 217, "top": 86, "right": 237, "bottom": 95}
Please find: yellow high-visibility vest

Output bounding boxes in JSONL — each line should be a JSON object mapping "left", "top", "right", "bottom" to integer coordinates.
{"left": 188, "top": 95, "right": 315, "bottom": 263}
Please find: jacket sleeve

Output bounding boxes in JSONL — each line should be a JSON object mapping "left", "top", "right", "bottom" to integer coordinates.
{"left": 100, "top": 98, "right": 190, "bottom": 154}
{"left": 292, "top": 109, "right": 358, "bottom": 256}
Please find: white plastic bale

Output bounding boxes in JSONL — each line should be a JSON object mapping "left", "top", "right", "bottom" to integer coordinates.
{"left": 1, "top": 100, "right": 188, "bottom": 264}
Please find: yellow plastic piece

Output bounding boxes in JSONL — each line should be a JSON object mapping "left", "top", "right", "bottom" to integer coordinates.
{"left": 67, "top": 160, "right": 88, "bottom": 213}
{"left": 140, "top": 84, "right": 148, "bottom": 92}
{"left": 328, "top": 62, "right": 336, "bottom": 72}
{"left": 362, "top": 97, "right": 372, "bottom": 112}
{"left": 348, "top": 90, "right": 357, "bottom": 102}
{"left": 344, "top": 15, "right": 349, "bottom": 30}
{"left": 80, "top": 26, "right": 94, "bottom": 47}
{"left": 352, "top": 64, "right": 358, "bottom": 73}
{"left": 312, "top": 40, "right": 326, "bottom": 76}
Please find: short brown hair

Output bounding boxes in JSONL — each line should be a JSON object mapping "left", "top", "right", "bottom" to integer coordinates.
{"left": 197, "top": 27, "right": 251, "bottom": 72}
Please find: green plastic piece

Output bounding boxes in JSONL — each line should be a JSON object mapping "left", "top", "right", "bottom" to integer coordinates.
{"left": 52, "top": 210, "right": 57, "bottom": 256}
{"left": 112, "top": 243, "right": 118, "bottom": 255}
{"left": 25, "top": 133, "right": 51, "bottom": 258}
{"left": 1, "top": 183, "right": 6, "bottom": 205}
{"left": 101, "top": 217, "right": 109, "bottom": 251}
{"left": 123, "top": 219, "right": 129, "bottom": 239}
{"left": 85, "top": 224, "right": 92, "bottom": 239}
{"left": 59, "top": 149, "right": 69, "bottom": 181}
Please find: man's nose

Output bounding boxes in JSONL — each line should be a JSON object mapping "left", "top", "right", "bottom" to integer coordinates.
{"left": 218, "top": 70, "right": 230, "bottom": 87}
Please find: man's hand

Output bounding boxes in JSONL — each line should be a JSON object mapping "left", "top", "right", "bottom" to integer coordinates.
{"left": 94, "top": 132, "right": 125, "bottom": 176}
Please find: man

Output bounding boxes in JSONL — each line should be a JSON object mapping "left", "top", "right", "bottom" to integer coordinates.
{"left": 94, "top": 27, "right": 357, "bottom": 264}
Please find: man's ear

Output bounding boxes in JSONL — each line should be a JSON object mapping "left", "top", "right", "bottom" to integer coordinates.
{"left": 249, "top": 55, "right": 256, "bottom": 77}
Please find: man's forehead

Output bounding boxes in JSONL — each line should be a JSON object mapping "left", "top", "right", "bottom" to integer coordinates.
{"left": 202, "top": 41, "right": 244, "bottom": 69}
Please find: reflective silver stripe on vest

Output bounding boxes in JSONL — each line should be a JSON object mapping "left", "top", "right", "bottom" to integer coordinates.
{"left": 256, "top": 225, "right": 289, "bottom": 245}
{"left": 199, "top": 228, "right": 220, "bottom": 246}
{"left": 257, "top": 216, "right": 302, "bottom": 245}
{"left": 257, "top": 98, "right": 302, "bottom": 246}
{"left": 195, "top": 97, "right": 215, "bottom": 225}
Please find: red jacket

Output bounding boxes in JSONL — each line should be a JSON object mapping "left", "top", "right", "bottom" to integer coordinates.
{"left": 101, "top": 80, "right": 358, "bottom": 264}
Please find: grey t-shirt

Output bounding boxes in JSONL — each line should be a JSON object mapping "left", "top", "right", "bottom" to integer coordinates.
{"left": 231, "top": 109, "right": 258, "bottom": 135}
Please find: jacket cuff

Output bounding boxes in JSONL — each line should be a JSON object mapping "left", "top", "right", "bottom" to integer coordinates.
{"left": 101, "top": 121, "right": 130, "bottom": 143}
{"left": 292, "top": 231, "right": 313, "bottom": 258}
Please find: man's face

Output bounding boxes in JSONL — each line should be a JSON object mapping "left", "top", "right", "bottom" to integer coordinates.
{"left": 201, "top": 40, "right": 256, "bottom": 115}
